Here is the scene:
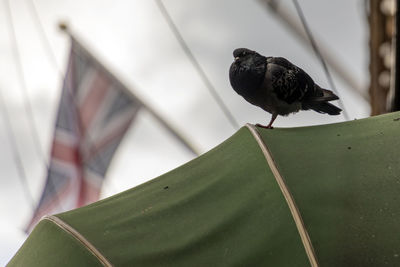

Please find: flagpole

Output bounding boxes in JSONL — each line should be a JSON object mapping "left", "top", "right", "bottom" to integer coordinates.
{"left": 58, "top": 23, "right": 201, "bottom": 156}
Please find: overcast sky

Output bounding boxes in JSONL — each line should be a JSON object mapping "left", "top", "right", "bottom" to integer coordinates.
{"left": 0, "top": 0, "right": 369, "bottom": 263}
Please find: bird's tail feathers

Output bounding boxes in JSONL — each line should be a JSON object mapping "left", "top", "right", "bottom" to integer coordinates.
{"left": 308, "top": 85, "right": 339, "bottom": 102}
{"left": 305, "top": 102, "right": 342, "bottom": 115}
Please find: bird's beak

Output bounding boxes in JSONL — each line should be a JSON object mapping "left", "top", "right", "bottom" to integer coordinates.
{"left": 234, "top": 57, "right": 239, "bottom": 61}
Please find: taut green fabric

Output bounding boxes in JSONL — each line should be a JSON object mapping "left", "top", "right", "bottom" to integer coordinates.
{"left": 7, "top": 219, "right": 104, "bottom": 267}
{"left": 9, "top": 112, "right": 400, "bottom": 266}
{"left": 9, "top": 128, "right": 309, "bottom": 266}
{"left": 259, "top": 112, "right": 400, "bottom": 266}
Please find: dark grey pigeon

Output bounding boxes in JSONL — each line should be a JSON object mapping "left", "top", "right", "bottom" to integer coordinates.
{"left": 229, "top": 48, "right": 341, "bottom": 128}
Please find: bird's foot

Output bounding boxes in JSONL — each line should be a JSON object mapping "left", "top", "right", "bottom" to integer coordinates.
{"left": 256, "top": 123, "right": 274, "bottom": 129}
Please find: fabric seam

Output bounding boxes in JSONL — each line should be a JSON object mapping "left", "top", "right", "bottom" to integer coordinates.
{"left": 245, "top": 124, "right": 318, "bottom": 267}
{"left": 43, "top": 215, "right": 113, "bottom": 267}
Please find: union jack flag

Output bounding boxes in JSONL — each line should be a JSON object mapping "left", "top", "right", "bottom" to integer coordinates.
{"left": 26, "top": 37, "right": 141, "bottom": 232}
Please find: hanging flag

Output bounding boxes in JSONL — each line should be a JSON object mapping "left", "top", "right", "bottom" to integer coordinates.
{"left": 26, "top": 37, "right": 142, "bottom": 232}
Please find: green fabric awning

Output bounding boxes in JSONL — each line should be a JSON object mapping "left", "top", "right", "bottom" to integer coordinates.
{"left": 8, "top": 112, "right": 400, "bottom": 266}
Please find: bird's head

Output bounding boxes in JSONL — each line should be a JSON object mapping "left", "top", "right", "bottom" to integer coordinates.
{"left": 232, "top": 48, "right": 257, "bottom": 62}
{"left": 229, "top": 48, "right": 267, "bottom": 95}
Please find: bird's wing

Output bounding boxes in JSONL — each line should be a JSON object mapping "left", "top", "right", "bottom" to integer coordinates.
{"left": 267, "top": 57, "right": 318, "bottom": 104}
{"left": 267, "top": 57, "right": 297, "bottom": 71}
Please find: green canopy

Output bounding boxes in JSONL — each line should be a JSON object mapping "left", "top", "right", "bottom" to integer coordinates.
{"left": 8, "top": 112, "right": 400, "bottom": 267}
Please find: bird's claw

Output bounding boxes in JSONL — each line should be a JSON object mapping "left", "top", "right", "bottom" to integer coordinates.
{"left": 256, "top": 123, "right": 274, "bottom": 129}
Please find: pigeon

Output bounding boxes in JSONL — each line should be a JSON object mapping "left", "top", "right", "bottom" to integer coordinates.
{"left": 229, "top": 48, "right": 341, "bottom": 129}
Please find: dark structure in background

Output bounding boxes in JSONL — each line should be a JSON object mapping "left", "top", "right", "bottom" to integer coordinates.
{"left": 394, "top": 0, "right": 400, "bottom": 111}
{"left": 368, "top": 0, "right": 396, "bottom": 114}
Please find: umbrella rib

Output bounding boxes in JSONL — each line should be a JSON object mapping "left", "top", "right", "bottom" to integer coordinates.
{"left": 43, "top": 215, "right": 113, "bottom": 267}
{"left": 246, "top": 124, "right": 319, "bottom": 267}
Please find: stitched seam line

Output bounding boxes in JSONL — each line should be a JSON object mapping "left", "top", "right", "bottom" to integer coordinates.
{"left": 246, "top": 124, "right": 318, "bottom": 267}
{"left": 43, "top": 215, "right": 113, "bottom": 267}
